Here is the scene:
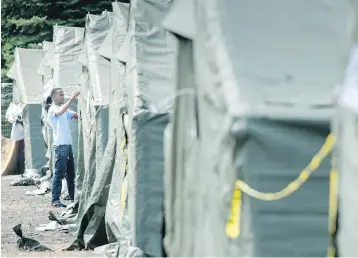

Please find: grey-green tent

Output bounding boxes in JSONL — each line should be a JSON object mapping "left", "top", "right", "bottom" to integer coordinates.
{"left": 162, "top": 0, "right": 358, "bottom": 256}
{"left": 68, "top": 11, "right": 113, "bottom": 250}
{"left": 124, "top": 0, "right": 177, "bottom": 256}
{"left": 53, "top": 25, "right": 84, "bottom": 168}
{"left": 38, "top": 41, "right": 55, "bottom": 174}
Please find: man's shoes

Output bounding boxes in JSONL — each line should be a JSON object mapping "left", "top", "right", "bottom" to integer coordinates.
{"left": 51, "top": 201, "right": 67, "bottom": 208}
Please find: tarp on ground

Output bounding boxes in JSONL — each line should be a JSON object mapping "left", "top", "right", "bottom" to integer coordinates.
{"left": 13, "top": 48, "right": 46, "bottom": 171}
{"left": 163, "top": 0, "right": 356, "bottom": 257}
{"left": 67, "top": 11, "right": 113, "bottom": 250}
{"left": 125, "top": 0, "right": 177, "bottom": 256}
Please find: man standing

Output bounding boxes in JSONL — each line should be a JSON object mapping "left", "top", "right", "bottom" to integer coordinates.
{"left": 48, "top": 88, "right": 80, "bottom": 207}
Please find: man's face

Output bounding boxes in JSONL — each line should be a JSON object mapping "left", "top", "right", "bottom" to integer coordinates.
{"left": 53, "top": 90, "right": 65, "bottom": 105}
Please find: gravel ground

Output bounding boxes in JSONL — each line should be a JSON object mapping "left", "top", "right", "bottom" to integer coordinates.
{"left": 1, "top": 175, "right": 100, "bottom": 257}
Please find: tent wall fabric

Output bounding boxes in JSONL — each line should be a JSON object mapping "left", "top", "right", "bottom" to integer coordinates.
{"left": 93, "top": 3, "right": 145, "bottom": 257}
{"left": 111, "top": 2, "right": 130, "bottom": 117}
{"left": 105, "top": 0, "right": 130, "bottom": 248}
{"left": 190, "top": 0, "right": 355, "bottom": 256}
{"left": 163, "top": 39, "right": 204, "bottom": 257}
{"left": 41, "top": 41, "right": 54, "bottom": 86}
{"left": 74, "top": 67, "right": 90, "bottom": 206}
{"left": 69, "top": 11, "right": 113, "bottom": 250}
{"left": 335, "top": 47, "right": 358, "bottom": 257}
{"left": 85, "top": 11, "right": 113, "bottom": 106}
{"left": 67, "top": 66, "right": 93, "bottom": 233}
{"left": 53, "top": 26, "right": 84, "bottom": 92}
{"left": 40, "top": 41, "right": 55, "bottom": 174}
{"left": 22, "top": 104, "right": 46, "bottom": 171}
{"left": 161, "top": 1, "right": 200, "bottom": 256}
{"left": 13, "top": 48, "right": 46, "bottom": 171}
{"left": 335, "top": 107, "right": 358, "bottom": 257}
{"left": 41, "top": 106, "right": 53, "bottom": 173}
{"left": 125, "top": 0, "right": 177, "bottom": 256}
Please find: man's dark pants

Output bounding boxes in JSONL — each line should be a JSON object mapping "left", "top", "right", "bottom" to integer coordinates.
{"left": 52, "top": 144, "right": 75, "bottom": 203}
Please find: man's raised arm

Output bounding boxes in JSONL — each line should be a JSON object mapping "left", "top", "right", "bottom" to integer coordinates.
{"left": 53, "top": 92, "right": 80, "bottom": 116}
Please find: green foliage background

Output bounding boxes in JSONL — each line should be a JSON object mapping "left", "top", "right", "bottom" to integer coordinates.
{"left": 1, "top": 0, "right": 113, "bottom": 83}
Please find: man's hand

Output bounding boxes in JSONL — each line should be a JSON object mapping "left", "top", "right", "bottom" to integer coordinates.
{"left": 71, "top": 91, "right": 80, "bottom": 100}
{"left": 72, "top": 113, "right": 79, "bottom": 119}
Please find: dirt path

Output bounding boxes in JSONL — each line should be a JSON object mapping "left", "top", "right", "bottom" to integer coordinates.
{"left": 1, "top": 175, "right": 100, "bottom": 257}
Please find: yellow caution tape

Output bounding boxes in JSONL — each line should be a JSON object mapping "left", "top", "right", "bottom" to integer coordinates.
{"left": 226, "top": 184, "right": 242, "bottom": 239}
{"left": 235, "top": 133, "right": 335, "bottom": 201}
{"left": 226, "top": 133, "right": 336, "bottom": 240}
{"left": 120, "top": 137, "right": 127, "bottom": 151}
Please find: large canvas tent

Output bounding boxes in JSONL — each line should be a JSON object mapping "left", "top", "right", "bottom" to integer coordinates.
{"left": 163, "top": 0, "right": 358, "bottom": 257}
{"left": 124, "top": 0, "right": 177, "bottom": 256}
{"left": 53, "top": 25, "right": 84, "bottom": 167}
{"left": 13, "top": 48, "right": 46, "bottom": 172}
{"left": 38, "top": 41, "right": 55, "bottom": 174}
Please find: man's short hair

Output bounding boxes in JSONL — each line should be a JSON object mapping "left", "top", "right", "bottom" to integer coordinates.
{"left": 50, "top": 88, "right": 63, "bottom": 98}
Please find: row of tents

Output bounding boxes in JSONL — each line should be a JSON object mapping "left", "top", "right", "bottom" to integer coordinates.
{"left": 4, "top": 0, "right": 358, "bottom": 256}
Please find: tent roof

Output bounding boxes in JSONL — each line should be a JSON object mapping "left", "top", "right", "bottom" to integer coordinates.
{"left": 6, "top": 61, "right": 17, "bottom": 80}
{"left": 195, "top": 0, "right": 355, "bottom": 120}
{"left": 94, "top": 6, "right": 130, "bottom": 60}
{"left": 77, "top": 44, "right": 88, "bottom": 67}
{"left": 36, "top": 59, "right": 45, "bottom": 76}
{"left": 116, "top": 33, "right": 129, "bottom": 63}
{"left": 112, "top": 2, "right": 130, "bottom": 62}
{"left": 162, "top": 0, "right": 196, "bottom": 40}
{"left": 98, "top": 26, "right": 113, "bottom": 59}
{"left": 14, "top": 48, "right": 43, "bottom": 104}
{"left": 84, "top": 12, "right": 112, "bottom": 105}
{"left": 43, "top": 41, "right": 55, "bottom": 69}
